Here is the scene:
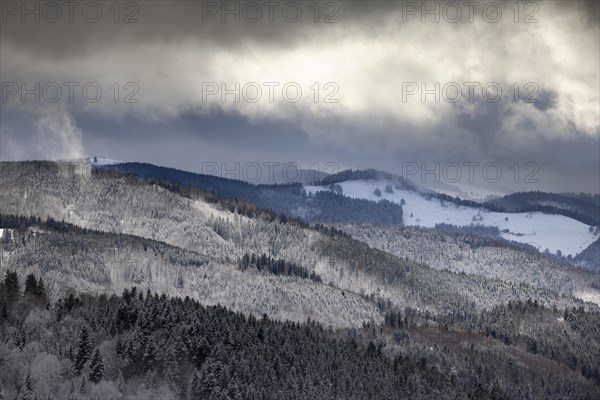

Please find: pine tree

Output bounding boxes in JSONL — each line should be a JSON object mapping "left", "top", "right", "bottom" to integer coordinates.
{"left": 36, "top": 277, "right": 47, "bottom": 299}
{"left": 240, "top": 253, "right": 250, "bottom": 270}
{"left": 88, "top": 349, "right": 104, "bottom": 384}
{"left": 74, "top": 327, "right": 91, "bottom": 375}
{"left": 24, "top": 274, "right": 38, "bottom": 295}
{"left": 4, "top": 270, "right": 19, "bottom": 305}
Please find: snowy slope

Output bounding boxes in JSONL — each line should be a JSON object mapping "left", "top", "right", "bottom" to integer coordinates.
{"left": 305, "top": 180, "right": 598, "bottom": 257}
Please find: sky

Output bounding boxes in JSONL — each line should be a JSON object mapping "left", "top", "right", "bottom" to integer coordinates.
{"left": 1, "top": 0, "right": 599, "bottom": 193}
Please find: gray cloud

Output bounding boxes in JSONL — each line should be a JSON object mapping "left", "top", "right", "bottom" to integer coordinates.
{"left": 1, "top": 1, "right": 598, "bottom": 193}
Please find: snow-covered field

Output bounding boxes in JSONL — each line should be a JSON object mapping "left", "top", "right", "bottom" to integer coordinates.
{"left": 305, "top": 180, "right": 597, "bottom": 257}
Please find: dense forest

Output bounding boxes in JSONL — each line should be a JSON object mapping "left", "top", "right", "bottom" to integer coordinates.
{"left": 1, "top": 273, "right": 599, "bottom": 400}
{"left": 0, "top": 274, "right": 501, "bottom": 400}
{"left": 1, "top": 161, "right": 599, "bottom": 400}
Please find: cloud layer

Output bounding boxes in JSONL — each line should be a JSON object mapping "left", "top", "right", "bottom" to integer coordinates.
{"left": 1, "top": 1, "right": 598, "bottom": 192}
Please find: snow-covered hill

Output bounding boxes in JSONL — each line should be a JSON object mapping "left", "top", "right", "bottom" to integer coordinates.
{"left": 305, "top": 180, "right": 598, "bottom": 257}
{"left": 0, "top": 226, "right": 380, "bottom": 328}
{"left": 4, "top": 161, "right": 596, "bottom": 316}
{"left": 333, "top": 223, "right": 600, "bottom": 304}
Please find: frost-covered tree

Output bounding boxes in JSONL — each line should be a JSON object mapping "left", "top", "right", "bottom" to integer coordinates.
{"left": 74, "top": 327, "right": 92, "bottom": 375}
{"left": 88, "top": 349, "right": 104, "bottom": 384}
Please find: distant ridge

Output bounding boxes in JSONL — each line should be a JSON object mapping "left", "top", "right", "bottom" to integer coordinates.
{"left": 486, "top": 191, "right": 600, "bottom": 226}
{"left": 321, "top": 169, "right": 418, "bottom": 191}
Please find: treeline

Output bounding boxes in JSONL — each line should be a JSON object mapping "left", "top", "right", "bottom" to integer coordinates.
{"left": 486, "top": 191, "right": 600, "bottom": 226}
{"left": 305, "top": 191, "right": 404, "bottom": 225}
{"left": 99, "top": 163, "right": 405, "bottom": 226}
{"left": 94, "top": 166, "right": 308, "bottom": 226}
{"left": 434, "top": 223, "right": 502, "bottom": 240}
{"left": 320, "top": 168, "right": 416, "bottom": 190}
{"left": 0, "top": 213, "right": 91, "bottom": 235}
{"left": 1, "top": 270, "right": 49, "bottom": 311}
{"left": 432, "top": 222, "right": 565, "bottom": 257}
{"left": 561, "top": 192, "right": 600, "bottom": 208}
{"left": 0, "top": 274, "right": 501, "bottom": 400}
{"left": 239, "top": 253, "right": 323, "bottom": 283}
{"left": 427, "top": 192, "right": 484, "bottom": 209}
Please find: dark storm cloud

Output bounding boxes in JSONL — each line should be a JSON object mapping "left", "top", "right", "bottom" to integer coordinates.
{"left": 1, "top": 0, "right": 598, "bottom": 192}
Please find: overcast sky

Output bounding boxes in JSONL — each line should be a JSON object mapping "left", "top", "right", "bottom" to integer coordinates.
{"left": 1, "top": 0, "right": 598, "bottom": 192}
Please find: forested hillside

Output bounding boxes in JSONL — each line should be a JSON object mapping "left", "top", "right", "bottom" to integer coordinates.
{"left": 334, "top": 223, "right": 600, "bottom": 298}
{"left": 1, "top": 161, "right": 599, "bottom": 399}
{"left": 1, "top": 276, "right": 599, "bottom": 400}
{"left": 0, "top": 215, "right": 378, "bottom": 328}
{"left": 99, "top": 162, "right": 404, "bottom": 225}
{"left": 574, "top": 239, "right": 600, "bottom": 273}
{"left": 486, "top": 192, "right": 600, "bottom": 226}
{"left": 1, "top": 162, "right": 595, "bottom": 317}
{"left": 0, "top": 280, "right": 485, "bottom": 400}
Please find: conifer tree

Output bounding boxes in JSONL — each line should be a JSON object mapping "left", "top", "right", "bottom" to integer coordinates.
{"left": 4, "top": 270, "right": 19, "bottom": 305}
{"left": 23, "top": 274, "right": 37, "bottom": 295}
{"left": 74, "top": 327, "right": 92, "bottom": 375}
{"left": 88, "top": 349, "right": 104, "bottom": 384}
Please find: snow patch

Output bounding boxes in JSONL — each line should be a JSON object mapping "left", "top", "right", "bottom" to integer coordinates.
{"left": 574, "top": 290, "right": 600, "bottom": 306}
{"left": 305, "top": 180, "right": 596, "bottom": 257}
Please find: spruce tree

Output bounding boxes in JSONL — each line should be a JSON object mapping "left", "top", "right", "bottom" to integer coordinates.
{"left": 74, "top": 327, "right": 91, "bottom": 375}
{"left": 36, "top": 278, "right": 47, "bottom": 300}
{"left": 23, "top": 274, "right": 37, "bottom": 295}
{"left": 88, "top": 349, "right": 104, "bottom": 384}
{"left": 4, "top": 270, "right": 19, "bottom": 305}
